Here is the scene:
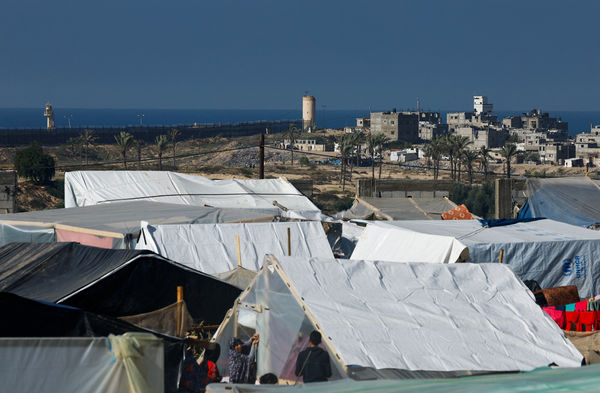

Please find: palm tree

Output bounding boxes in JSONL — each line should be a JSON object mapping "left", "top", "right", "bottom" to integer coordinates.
{"left": 79, "top": 129, "right": 97, "bottom": 165}
{"left": 168, "top": 128, "right": 181, "bottom": 168}
{"left": 478, "top": 146, "right": 492, "bottom": 180}
{"left": 377, "top": 134, "right": 389, "bottom": 179}
{"left": 462, "top": 150, "right": 478, "bottom": 185}
{"left": 452, "top": 135, "right": 472, "bottom": 183}
{"left": 337, "top": 134, "right": 354, "bottom": 191}
{"left": 114, "top": 131, "right": 133, "bottom": 169}
{"left": 134, "top": 140, "right": 145, "bottom": 169}
{"left": 424, "top": 137, "right": 443, "bottom": 180}
{"left": 155, "top": 134, "right": 169, "bottom": 171}
{"left": 500, "top": 144, "right": 519, "bottom": 178}
{"left": 287, "top": 124, "right": 298, "bottom": 165}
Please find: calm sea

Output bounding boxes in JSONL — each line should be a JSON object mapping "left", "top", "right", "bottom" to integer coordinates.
{"left": 0, "top": 108, "right": 599, "bottom": 136}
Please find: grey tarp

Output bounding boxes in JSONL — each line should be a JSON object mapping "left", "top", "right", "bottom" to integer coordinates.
{"left": 335, "top": 197, "right": 458, "bottom": 220}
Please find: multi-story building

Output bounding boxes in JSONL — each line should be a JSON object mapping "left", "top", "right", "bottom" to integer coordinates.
{"left": 455, "top": 126, "right": 506, "bottom": 149}
{"left": 539, "top": 143, "right": 575, "bottom": 165}
{"left": 419, "top": 122, "right": 448, "bottom": 141}
{"left": 356, "top": 118, "right": 371, "bottom": 128}
{"left": 370, "top": 110, "right": 418, "bottom": 142}
{"left": 447, "top": 96, "right": 498, "bottom": 132}
{"left": 575, "top": 126, "right": 600, "bottom": 164}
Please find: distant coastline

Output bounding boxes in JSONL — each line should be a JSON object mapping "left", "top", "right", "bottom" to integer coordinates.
{"left": 0, "top": 108, "right": 598, "bottom": 136}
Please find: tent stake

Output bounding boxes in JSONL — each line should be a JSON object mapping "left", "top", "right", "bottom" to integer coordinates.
{"left": 177, "top": 286, "right": 183, "bottom": 336}
{"left": 236, "top": 235, "right": 242, "bottom": 267}
{"left": 499, "top": 249, "right": 504, "bottom": 263}
{"left": 287, "top": 227, "right": 291, "bottom": 256}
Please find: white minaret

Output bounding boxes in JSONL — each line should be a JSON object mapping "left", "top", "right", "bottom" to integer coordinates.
{"left": 44, "top": 103, "right": 55, "bottom": 130}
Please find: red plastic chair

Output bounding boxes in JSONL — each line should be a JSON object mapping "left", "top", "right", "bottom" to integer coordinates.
{"left": 577, "top": 311, "right": 596, "bottom": 332}
{"left": 565, "top": 311, "right": 579, "bottom": 331}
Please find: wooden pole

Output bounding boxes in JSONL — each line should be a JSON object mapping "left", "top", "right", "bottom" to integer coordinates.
{"left": 236, "top": 235, "right": 242, "bottom": 267}
{"left": 176, "top": 286, "right": 183, "bottom": 336}
{"left": 259, "top": 133, "right": 265, "bottom": 179}
{"left": 287, "top": 227, "right": 291, "bottom": 256}
{"left": 499, "top": 249, "right": 504, "bottom": 263}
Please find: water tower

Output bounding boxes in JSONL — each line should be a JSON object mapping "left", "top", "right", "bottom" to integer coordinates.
{"left": 44, "top": 103, "right": 55, "bottom": 130}
{"left": 302, "top": 95, "right": 316, "bottom": 132}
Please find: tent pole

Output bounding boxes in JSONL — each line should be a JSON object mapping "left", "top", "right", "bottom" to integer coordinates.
{"left": 177, "top": 286, "right": 183, "bottom": 336}
{"left": 236, "top": 235, "right": 242, "bottom": 267}
{"left": 498, "top": 249, "right": 504, "bottom": 263}
{"left": 287, "top": 227, "right": 291, "bottom": 256}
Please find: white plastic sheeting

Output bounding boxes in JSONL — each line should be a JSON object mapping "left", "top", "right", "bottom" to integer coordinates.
{"left": 0, "top": 223, "right": 55, "bottom": 247}
{"left": 351, "top": 219, "right": 600, "bottom": 297}
{"left": 136, "top": 221, "right": 334, "bottom": 274}
{"left": 214, "top": 256, "right": 582, "bottom": 376}
{"left": 0, "top": 333, "right": 163, "bottom": 393}
{"left": 64, "top": 171, "right": 320, "bottom": 214}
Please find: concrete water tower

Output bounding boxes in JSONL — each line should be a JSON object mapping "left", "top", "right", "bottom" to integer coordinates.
{"left": 44, "top": 103, "right": 56, "bottom": 130}
{"left": 302, "top": 95, "right": 316, "bottom": 132}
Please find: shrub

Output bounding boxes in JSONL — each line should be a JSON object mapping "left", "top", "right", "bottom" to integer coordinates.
{"left": 452, "top": 181, "right": 495, "bottom": 219}
{"left": 14, "top": 143, "right": 55, "bottom": 185}
{"left": 299, "top": 156, "right": 310, "bottom": 166}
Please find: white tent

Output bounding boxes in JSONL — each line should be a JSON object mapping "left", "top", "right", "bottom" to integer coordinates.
{"left": 136, "top": 221, "right": 334, "bottom": 274}
{"left": 213, "top": 255, "right": 582, "bottom": 381}
{"left": 64, "top": 171, "right": 320, "bottom": 215}
{"left": 351, "top": 219, "right": 600, "bottom": 297}
{"left": 0, "top": 333, "right": 163, "bottom": 393}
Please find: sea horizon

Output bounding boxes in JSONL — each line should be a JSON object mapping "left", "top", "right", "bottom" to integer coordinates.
{"left": 1, "top": 107, "right": 599, "bottom": 136}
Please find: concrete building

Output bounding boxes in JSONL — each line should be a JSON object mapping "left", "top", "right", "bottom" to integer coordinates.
{"left": 474, "top": 96, "right": 493, "bottom": 116}
{"left": 419, "top": 122, "right": 448, "bottom": 141}
{"left": 575, "top": 127, "right": 600, "bottom": 165}
{"left": 302, "top": 95, "right": 316, "bottom": 132}
{"left": 455, "top": 126, "right": 506, "bottom": 149}
{"left": 356, "top": 118, "right": 370, "bottom": 128}
{"left": 370, "top": 110, "right": 418, "bottom": 143}
{"left": 44, "top": 103, "right": 55, "bottom": 130}
{"left": 539, "top": 143, "right": 575, "bottom": 165}
{"left": 447, "top": 96, "right": 498, "bottom": 132}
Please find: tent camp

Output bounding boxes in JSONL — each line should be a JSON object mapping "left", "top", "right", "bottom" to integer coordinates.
{"left": 0, "top": 242, "right": 241, "bottom": 333}
{"left": 136, "top": 221, "right": 334, "bottom": 274}
{"left": 0, "top": 201, "right": 278, "bottom": 249}
{"left": 64, "top": 171, "right": 320, "bottom": 215}
{"left": 0, "top": 292, "right": 184, "bottom": 393}
{"left": 518, "top": 176, "right": 600, "bottom": 228}
{"left": 351, "top": 219, "right": 600, "bottom": 297}
{"left": 213, "top": 255, "right": 582, "bottom": 381}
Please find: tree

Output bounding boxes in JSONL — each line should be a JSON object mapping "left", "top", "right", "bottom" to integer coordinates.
{"left": 168, "top": 128, "right": 181, "bottom": 168}
{"left": 14, "top": 142, "right": 55, "bottom": 185}
{"left": 368, "top": 133, "right": 387, "bottom": 187}
{"left": 376, "top": 134, "right": 389, "bottom": 179}
{"left": 500, "top": 144, "right": 519, "bottom": 178}
{"left": 299, "top": 156, "right": 310, "bottom": 166}
{"left": 478, "top": 146, "right": 492, "bottom": 181}
{"left": 287, "top": 124, "right": 298, "bottom": 165}
{"left": 424, "top": 137, "right": 443, "bottom": 180}
{"left": 155, "top": 134, "right": 169, "bottom": 171}
{"left": 79, "top": 129, "right": 97, "bottom": 165}
{"left": 452, "top": 135, "right": 472, "bottom": 183}
{"left": 462, "top": 150, "right": 478, "bottom": 185}
{"left": 337, "top": 134, "right": 354, "bottom": 191}
{"left": 114, "top": 131, "right": 134, "bottom": 169}
{"left": 134, "top": 140, "right": 145, "bottom": 169}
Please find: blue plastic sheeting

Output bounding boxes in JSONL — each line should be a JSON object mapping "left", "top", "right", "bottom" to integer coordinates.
{"left": 522, "top": 177, "right": 600, "bottom": 228}
{"left": 478, "top": 218, "right": 543, "bottom": 228}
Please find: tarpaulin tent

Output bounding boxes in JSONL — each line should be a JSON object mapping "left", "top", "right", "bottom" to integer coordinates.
{"left": 0, "top": 292, "right": 184, "bottom": 393}
{"left": 351, "top": 219, "right": 600, "bottom": 297}
{"left": 136, "top": 221, "right": 334, "bottom": 274}
{"left": 0, "top": 201, "right": 278, "bottom": 249}
{"left": 518, "top": 176, "right": 600, "bottom": 228}
{"left": 207, "top": 364, "right": 600, "bottom": 393}
{"left": 64, "top": 171, "right": 320, "bottom": 216}
{"left": 213, "top": 255, "right": 582, "bottom": 381}
{"left": 335, "top": 197, "right": 459, "bottom": 220}
{"left": 0, "top": 242, "right": 241, "bottom": 327}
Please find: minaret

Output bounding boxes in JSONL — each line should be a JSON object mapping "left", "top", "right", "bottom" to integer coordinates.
{"left": 44, "top": 103, "right": 55, "bottom": 130}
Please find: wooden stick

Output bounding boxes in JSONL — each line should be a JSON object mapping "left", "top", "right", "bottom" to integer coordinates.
{"left": 287, "top": 227, "right": 291, "bottom": 256}
{"left": 499, "top": 249, "right": 504, "bottom": 263}
{"left": 177, "top": 286, "right": 184, "bottom": 336}
{"left": 236, "top": 235, "right": 242, "bottom": 267}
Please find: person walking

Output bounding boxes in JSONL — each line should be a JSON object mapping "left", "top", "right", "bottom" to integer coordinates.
{"left": 295, "top": 330, "right": 331, "bottom": 383}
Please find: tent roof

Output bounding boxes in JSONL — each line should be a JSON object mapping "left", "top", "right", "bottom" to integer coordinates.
{"left": 267, "top": 256, "right": 582, "bottom": 372}
{"left": 0, "top": 201, "right": 278, "bottom": 238}
{"left": 0, "top": 242, "right": 241, "bottom": 324}
{"left": 521, "top": 176, "right": 600, "bottom": 227}
{"left": 64, "top": 171, "right": 319, "bottom": 212}
{"left": 137, "top": 221, "right": 334, "bottom": 274}
{"left": 336, "top": 197, "right": 458, "bottom": 220}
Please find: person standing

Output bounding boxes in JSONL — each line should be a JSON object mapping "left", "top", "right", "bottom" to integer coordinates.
{"left": 295, "top": 330, "right": 331, "bottom": 383}
{"left": 228, "top": 333, "right": 259, "bottom": 384}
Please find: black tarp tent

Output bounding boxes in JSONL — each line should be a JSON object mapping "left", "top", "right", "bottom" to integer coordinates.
{"left": 0, "top": 242, "right": 241, "bottom": 325}
{"left": 0, "top": 292, "right": 184, "bottom": 393}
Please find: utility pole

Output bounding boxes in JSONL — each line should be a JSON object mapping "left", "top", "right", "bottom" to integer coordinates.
{"left": 259, "top": 133, "right": 265, "bottom": 179}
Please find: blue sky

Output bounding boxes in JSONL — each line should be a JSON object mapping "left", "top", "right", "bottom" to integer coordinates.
{"left": 1, "top": 0, "right": 599, "bottom": 111}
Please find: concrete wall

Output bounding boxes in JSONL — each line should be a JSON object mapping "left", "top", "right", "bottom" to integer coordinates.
{"left": 356, "top": 179, "right": 454, "bottom": 198}
{"left": 0, "top": 171, "right": 16, "bottom": 213}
